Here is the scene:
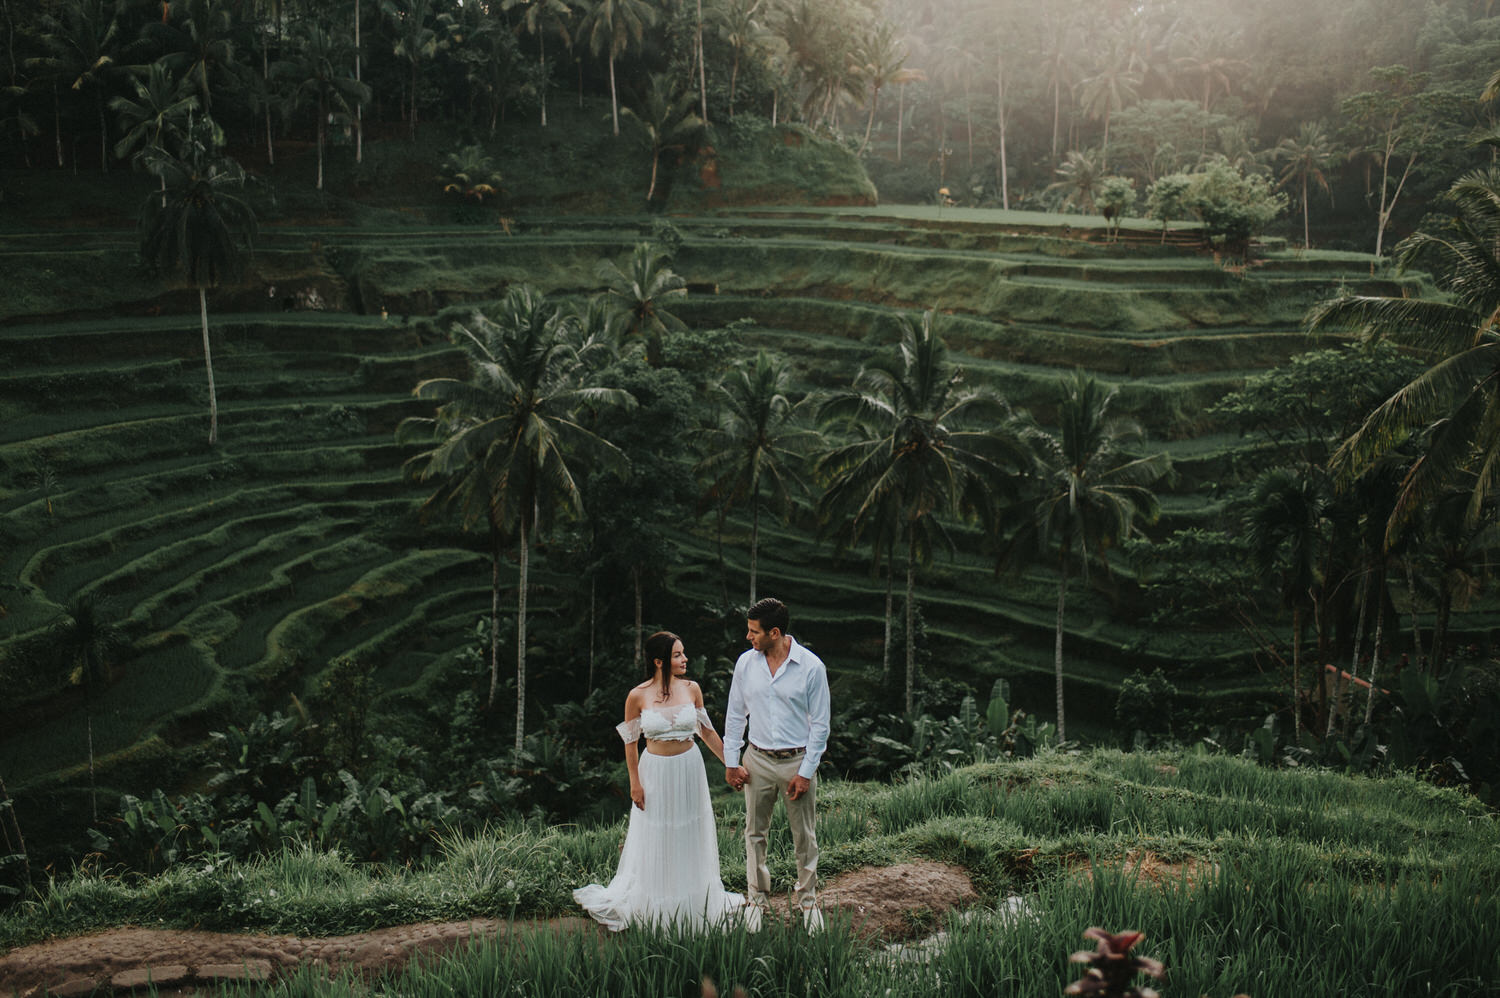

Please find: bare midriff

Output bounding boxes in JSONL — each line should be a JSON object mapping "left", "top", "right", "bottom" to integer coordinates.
{"left": 645, "top": 739, "right": 695, "bottom": 757}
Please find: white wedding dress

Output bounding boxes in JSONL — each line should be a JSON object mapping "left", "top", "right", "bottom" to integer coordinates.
{"left": 573, "top": 704, "right": 745, "bottom": 931}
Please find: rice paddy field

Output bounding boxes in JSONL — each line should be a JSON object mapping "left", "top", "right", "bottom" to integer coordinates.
{"left": 0, "top": 205, "right": 1467, "bottom": 808}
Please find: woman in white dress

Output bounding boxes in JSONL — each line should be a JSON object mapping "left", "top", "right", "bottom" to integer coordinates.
{"left": 574, "top": 630, "right": 745, "bottom": 930}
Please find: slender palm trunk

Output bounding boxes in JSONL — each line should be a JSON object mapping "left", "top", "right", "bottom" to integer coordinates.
{"left": 608, "top": 54, "right": 619, "bottom": 136}
{"left": 514, "top": 524, "right": 529, "bottom": 755}
{"left": 199, "top": 287, "right": 218, "bottom": 446}
{"left": 996, "top": 53, "right": 1009, "bottom": 209}
{"left": 748, "top": 483, "right": 760, "bottom": 607}
{"left": 1406, "top": 562, "right": 1424, "bottom": 665}
{"left": 539, "top": 32, "right": 548, "bottom": 126}
{"left": 488, "top": 535, "right": 501, "bottom": 708}
{"left": 53, "top": 85, "right": 62, "bottom": 166}
{"left": 695, "top": 0, "right": 708, "bottom": 127}
{"left": 882, "top": 558, "right": 893, "bottom": 686}
{"left": 262, "top": 42, "right": 275, "bottom": 166}
{"left": 859, "top": 88, "right": 878, "bottom": 156}
{"left": 1050, "top": 76, "right": 1061, "bottom": 165}
{"left": 1433, "top": 589, "right": 1453, "bottom": 674}
{"left": 1054, "top": 557, "right": 1067, "bottom": 744}
{"left": 354, "top": 0, "right": 362, "bottom": 163}
{"left": 85, "top": 696, "right": 97, "bottom": 822}
{"left": 1363, "top": 580, "right": 1386, "bottom": 725}
{"left": 587, "top": 575, "right": 596, "bottom": 694}
{"left": 646, "top": 147, "right": 660, "bottom": 201}
{"left": 1335, "top": 562, "right": 1370, "bottom": 736}
{"left": 729, "top": 50, "right": 740, "bottom": 117}
{"left": 97, "top": 101, "right": 107, "bottom": 172}
{"left": 1301, "top": 178, "right": 1310, "bottom": 250}
{"left": 632, "top": 564, "right": 643, "bottom": 666}
{"left": 1291, "top": 605, "right": 1303, "bottom": 741}
{"left": 315, "top": 96, "right": 325, "bottom": 190}
{"left": 904, "top": 534, "right": 917, "bottom": 715}
{"left": 0, "top": 771, "right": 27, "bottom": 894}
{"left": 896, "top": 82, "right": 905, "bottom": 162}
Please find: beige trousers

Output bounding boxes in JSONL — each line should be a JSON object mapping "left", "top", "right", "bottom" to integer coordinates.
{"left": 743, "top": 747, "right": 818, "bottom": 911}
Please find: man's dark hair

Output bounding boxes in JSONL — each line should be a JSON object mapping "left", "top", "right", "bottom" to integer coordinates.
{"left": 747, "top": 597, "right": 789, "bottom": 635}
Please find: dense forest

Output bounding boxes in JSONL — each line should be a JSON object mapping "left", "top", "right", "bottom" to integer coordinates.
{"left": 1, "top": 0, "right": 1499, "bottom": 912}
{"left": 4, "top": 0, "right": 1500, "bottom": 245}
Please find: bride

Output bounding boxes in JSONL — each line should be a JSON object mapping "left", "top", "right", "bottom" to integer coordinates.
{"left": 573, "top": 630, "right": 745, "bottom": 930}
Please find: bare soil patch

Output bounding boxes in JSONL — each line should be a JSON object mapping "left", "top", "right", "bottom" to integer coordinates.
{"left": 0, "top": 861, "right": 977, "bottom": 996}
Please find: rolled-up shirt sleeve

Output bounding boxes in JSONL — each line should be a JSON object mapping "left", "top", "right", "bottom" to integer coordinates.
{"left": 799, "top": 658, "right": 831, "bottom": 780}
{"left": 723, "top": 656, "right": 749, "bottom": 768}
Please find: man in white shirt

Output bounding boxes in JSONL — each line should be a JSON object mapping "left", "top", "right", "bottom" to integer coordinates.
{"left": 723, "top": 597, "right": 832, "bottom": 931}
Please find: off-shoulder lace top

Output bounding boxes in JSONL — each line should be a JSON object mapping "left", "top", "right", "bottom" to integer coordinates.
{"left": 616, "top": 703, "right": 713, "bottom": 743}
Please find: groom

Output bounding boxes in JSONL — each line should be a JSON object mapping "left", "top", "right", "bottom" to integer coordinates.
{"left": 723, "top": 597, "right": 832, "bottom": 931}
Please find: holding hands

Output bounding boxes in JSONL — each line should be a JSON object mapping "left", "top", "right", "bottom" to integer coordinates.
{"left": 725, "top": 766, "right": 749, "bottom": 791}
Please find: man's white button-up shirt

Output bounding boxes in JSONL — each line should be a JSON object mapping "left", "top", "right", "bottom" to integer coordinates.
{"left": 723, "top": 636, "right": 831, "bottom": 780}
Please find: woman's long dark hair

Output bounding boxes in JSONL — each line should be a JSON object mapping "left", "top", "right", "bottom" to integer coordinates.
{"left": 644, "top": 630, "right": 680, "bottom": 701}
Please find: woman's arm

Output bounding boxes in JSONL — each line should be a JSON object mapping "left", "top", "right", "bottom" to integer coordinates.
{"left": 623, "top": 690, "right": 645, "bottom": 810}
{"left": 692, "top": 682, "right": 726, "bottom": 765}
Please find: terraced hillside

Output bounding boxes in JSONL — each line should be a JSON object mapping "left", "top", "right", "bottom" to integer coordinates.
{"left": 0, "top": 208, "right": 1424, "bottom": 797}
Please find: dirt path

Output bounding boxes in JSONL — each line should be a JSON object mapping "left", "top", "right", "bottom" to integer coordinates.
{"left": 0, "top": 862, "right": 977, "bottom": 996}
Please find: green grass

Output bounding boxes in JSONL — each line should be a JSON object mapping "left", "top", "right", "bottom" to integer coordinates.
{"left": 1, "top": 751, "right": 1494, "bottom": 997}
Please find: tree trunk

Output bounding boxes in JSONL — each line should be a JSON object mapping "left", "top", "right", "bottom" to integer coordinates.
{"left": 263, "top": 41, "right": 275, "bottom": 166}
{"left": 488, "top": 535, "right": 501, "bottom": 708}
{"left": 52, "top": 85, "right": 62, "bottom": 167}
{"left": 1335, "top": 561, "right": 1370, "bottom": 737}
{"left": 748, "top": 480, "right": 759, "bottom": 607}
{"left": 587, "top": 575, "right": 596, "bottom": 694}
{"left": 1301, "top": 178, "right": 1310, "bottom": 250}
{"left": 646, "top": 148, "right": 659, "bottom": 201}
{"left": 98, "top": 101, "right": 107, "bottom": 172}
{"left": 729, "top": 50, "right": 740, "bottom": 118}
{"left": 1432, "top": 588, "right": 1453, "bottom": 675}
{"left": 1291, "top": 605, "right": 1303, "bottom": 742}
{"left": 1362, "top": 575, "right": 1387, "bottom": 726}
{"left": 0, "top": 770, "right": 27, "bottom": 895}
{"left": 996, "top": 50, "right": 1009, "bottom": 209}
{"left": 904, "top": 534, "right": 916, "bottom": 716}
{"left": 1054, "top": 557, "right": 1067, "bottom": 744}
{"left": 633, "top": 564, "right": 643, "bottom": 667}
{"left": 882, "top": 558, "right": 893, "bottom": 686}
{"left": 695, "top": 0, "right": 708, "bottom": 127}
{"left": 1406, "top": 561, "right": 1424, "bottom": 666}
{"left": 86, "top": 701, "right": 97, "bottom": 822}
{"left": 539, "top": 32, "right": 548, "bottom": 127}
{"left": 315, "top": 96, "right": 325, "bottom": 191}
{"left": 859, "top": 87, "right": 878, "bottom": 156}
{"left": 199, "top": 287, "right": 218, "bottom": 446}
{"left": 897, "top": 82, "right": 905, "bottom": 162}
{"left": 354, "top": 0, "right": 362, "bottom": 163}
{"left": 608, "top": 55, "right": 619, "bottom": 136}
{"left": 514, "top": 523, "right": 529, "bottom": 755}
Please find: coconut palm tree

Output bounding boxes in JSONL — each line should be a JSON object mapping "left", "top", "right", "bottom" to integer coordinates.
{"left": 818, "top": 310, "right": 1025, "bottom": 714}
{"left": 1275, "top": 122, "right": 1336, "bottom": 251}
{"left": 1308, "top": 165, "right": 1500, "bottom": 542}
{"left": 595, "top": 241, "right": 687, "bottom": 366}
{"left": 502, "top": 0, "right": 573, "bottom": 127}
{"left": 138, "top": 116, "right": 256, "bottom": 447}
{"left": 1008, "top": 374, "right": 1168, "bottom": 743}
{"left": 397, "top": 285, "right": 633, "bottom": 753}
{"left": 274, "top": 21, "right": 370, "bottom": 191}
{"left": 108, "top": 61, "right": 199, "bottom": 201}
{"left": 714, "top": 0, "right": 769, "bottom": 118}
{"left": 1077, "top": 39, "right": 1141, "bottom": 170}
{"left": 620, "top": 72, "right": 702, "bottom": 203}
{"left": 696, "top": 350, "right": 820, "bottom": 609}
{"left": 853, "top": 20, "right": 907, "bottom": 157}
{"left": 143, "top": 0, "right": 241, "bottom": 115}
{"left": 27, "top": 0, "right": 126, "bottom": 170}
{"left": 1245, "top": 468, "right": 1331, "bottom": 743}
{"left": 52, "top": 593, "right": 125, "bottom": 822}
{"left": 382, "top": 0, "right": 451, "bottom": 140}
{"left": 578, "top": 0, "right": 655, "bottom": 137}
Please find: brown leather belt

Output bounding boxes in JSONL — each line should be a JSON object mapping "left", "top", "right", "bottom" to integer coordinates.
{"left": 750, "top": 743, "right": 806, "bottom": 760}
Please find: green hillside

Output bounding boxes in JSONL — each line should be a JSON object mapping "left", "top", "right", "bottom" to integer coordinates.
{"left": 0, "top": 197, "right": 1440, "bottom": 809}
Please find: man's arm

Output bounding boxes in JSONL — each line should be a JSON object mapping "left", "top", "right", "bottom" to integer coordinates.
{"left": 722, "top": 655, "right": 749, "bottom": 769}
{"left": 797, "top": 659, "right": 832, "bottom": 781}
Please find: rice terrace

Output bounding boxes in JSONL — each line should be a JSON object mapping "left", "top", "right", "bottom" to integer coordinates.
{"left": 1, "top": 0, "right": 1498, "bottom": 995}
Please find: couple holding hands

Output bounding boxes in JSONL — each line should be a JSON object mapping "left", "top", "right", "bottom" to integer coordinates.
{"left": 573, "top": 597, "right": 832, "bottom": 933}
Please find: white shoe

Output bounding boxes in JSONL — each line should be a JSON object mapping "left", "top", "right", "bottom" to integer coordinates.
{"left": 743, "top": 904, "right": 763, "bottom": 933}
{"left": 802, "top": 906, "right": 824, "bottom": 934}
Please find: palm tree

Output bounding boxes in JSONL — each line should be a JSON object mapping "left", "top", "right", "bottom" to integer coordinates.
{"left": 620, "top": 72, "right": 702, "bottom": 203}
{"left": 579, "top": 0, "right": 655, "bottom": 137}
{"left": 1008, "top": 374, "right": 1168, "bottom": 743}
{"left": 52, "top": 593, "right": 125, "bottom": 822}
{"left": 138, "top": 117, "right": 256, "bottom": 447}
{"left": 382, "top": 0, "right": 450, "bottom": 140}
{"left": 143, "top": 0, "right": 241, "bottom": 115}
{"left": 594, "top": 241, "right": 687, "bottom": 366}
{"left": 818, "top": 310, "right": 1024, "bottom": 714}
{"left": 1245, "top": 468, "right": 1330, "bottom": 744}
{"left": 714, "top": 0, "right": 769, "bottom": 118}
{"left": 853, "top": 20, "right": 907, "bottom": 157}
{"left": 0, "top": 768, "right": 27, "bottom": 897}
{"left": 397, "top": 285, "right": 633, "bottom": 753}
{"left": 502, "top": 0, "right": 573, "bottom": 127}
{"left": 28, "top": 0, "right": 125, "bottom": 170}
{"left": 1275, "top": 122, "right": 1336, "bottom": 251}
{"left": 274, "top": 21, "right": 370, "bottom": 191}
{"left": 108, "top": 61, "right": 199, "bottom": 201}
{"left": 696, "top": 350, "right": 820, "bottom": 609}
{"left": 1077, "top": 39, "right": 1141, "bottom": 170}
{"left": 1047, "top": 148, "right": 1104, "bottom": 214}
{"left": 1308, "top": 165, "right": 1500, "bottom": 543}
